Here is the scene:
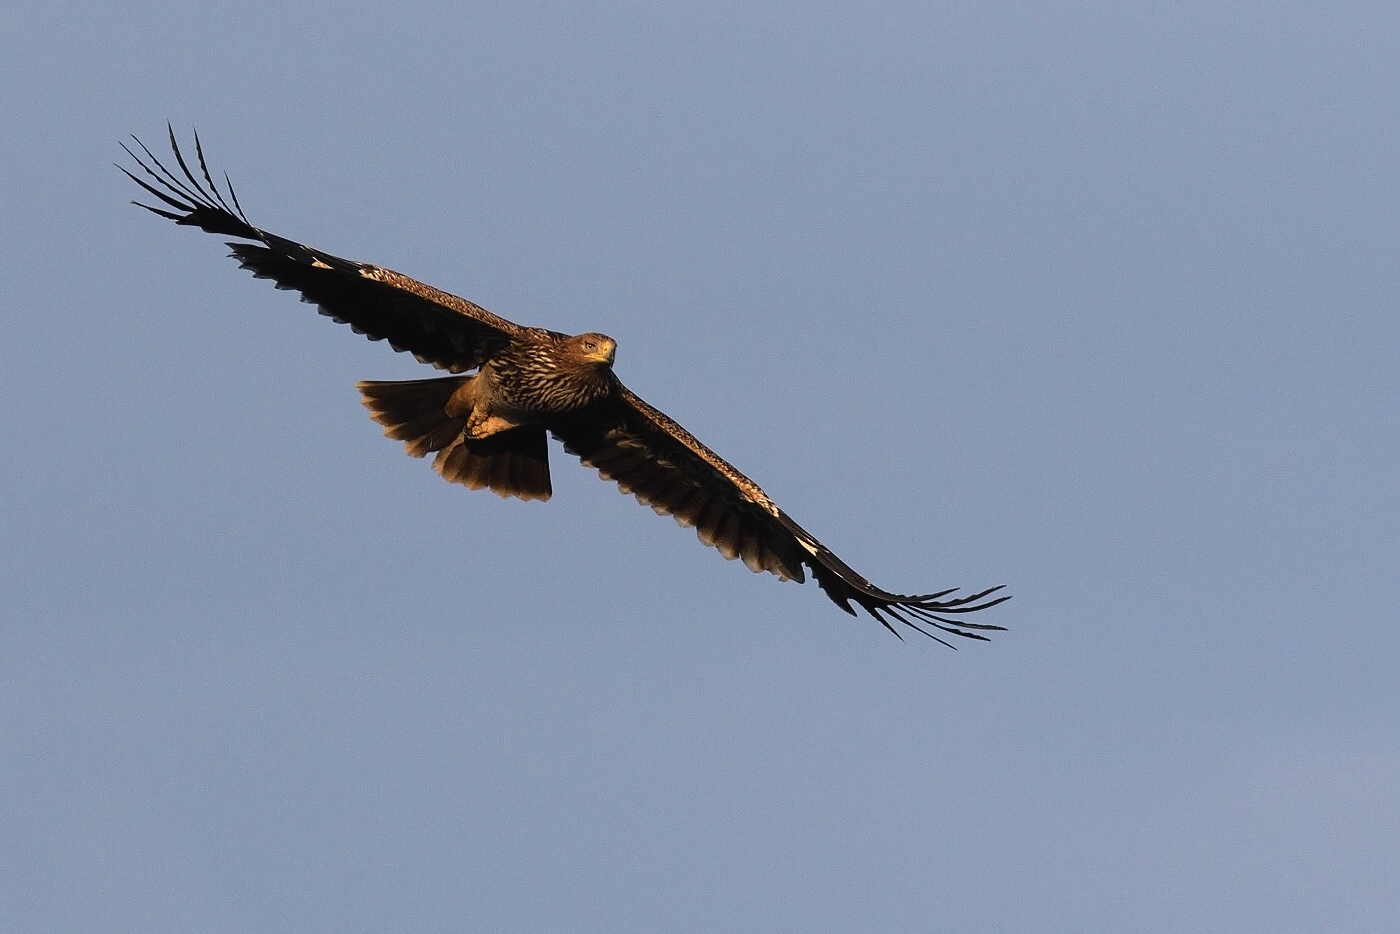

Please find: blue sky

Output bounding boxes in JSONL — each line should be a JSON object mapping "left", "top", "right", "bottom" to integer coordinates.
{"left": 4, "top": 4, "right": 1397, "bottom": 931}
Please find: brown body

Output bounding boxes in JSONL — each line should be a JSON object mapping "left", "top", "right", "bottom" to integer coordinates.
{"left": 122, "top": 128, "right": 1008, "bottom": 643}
{"left": 360, "top": 331, "right": 619, "bottom": 502}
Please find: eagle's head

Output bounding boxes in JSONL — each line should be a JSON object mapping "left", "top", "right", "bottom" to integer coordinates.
{"left": 571, "top": 332, "right": 617, "bottom": 366}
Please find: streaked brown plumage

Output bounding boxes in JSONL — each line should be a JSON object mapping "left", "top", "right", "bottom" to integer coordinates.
{"left": 121, "top": 127, "right": 1009, "bottom": 644}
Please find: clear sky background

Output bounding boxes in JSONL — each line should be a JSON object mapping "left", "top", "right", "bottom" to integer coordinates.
{"left": 3, "top": 3, "right": 1397, "bottom": 932}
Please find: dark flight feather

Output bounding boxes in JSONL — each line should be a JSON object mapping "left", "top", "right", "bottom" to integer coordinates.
{"left": 122, "top": 127, "right": 1009, "bottom": 644}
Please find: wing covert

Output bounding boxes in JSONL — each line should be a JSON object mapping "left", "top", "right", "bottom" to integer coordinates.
{"left": 551, "top": 387, "right": 809, "bottom": 583}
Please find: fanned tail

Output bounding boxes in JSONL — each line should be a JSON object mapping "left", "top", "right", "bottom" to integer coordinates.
{"left": 431, "top": 428, "right": 553, "bottom": 502}
{"left": 359, "top": 377, "right": 469, "bottom": 457}
{"left": 358, "top": 378, "right": 553, "bottom": 502}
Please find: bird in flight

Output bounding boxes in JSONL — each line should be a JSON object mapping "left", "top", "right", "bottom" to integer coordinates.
{"left": 121, "top": 127, "right": 1008, "bottom": 645}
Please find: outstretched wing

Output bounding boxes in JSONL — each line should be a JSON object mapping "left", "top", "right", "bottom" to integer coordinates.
{"left": 120, "top": 126, "right": 521, "bottom": 373}
{"left": 552, "top": 387, "right": 1009, "bottom": 645}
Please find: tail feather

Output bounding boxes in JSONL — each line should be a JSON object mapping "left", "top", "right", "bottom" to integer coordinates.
{"left": 359, "top": 377, "right": 468, "bottom": 457}
{"left": 432, "top": 428, "right": 552, "bottom": 501}
{"left": 357, "top": 377, "right": 552, "bottom": 501}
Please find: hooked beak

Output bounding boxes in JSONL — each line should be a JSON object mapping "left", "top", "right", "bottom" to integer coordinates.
{"left": 589, "top": 340, "right": 617, "bottom": 365}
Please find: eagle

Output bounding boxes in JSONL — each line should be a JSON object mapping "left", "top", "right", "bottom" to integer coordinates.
{"left": 121, "top": 128, "right": 1008, "bottom": 645}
